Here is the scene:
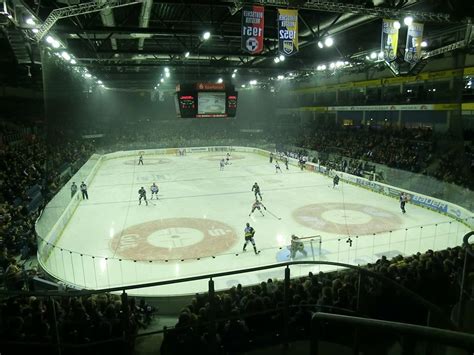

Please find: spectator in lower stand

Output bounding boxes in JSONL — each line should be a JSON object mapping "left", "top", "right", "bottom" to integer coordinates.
{"left": 4, "top": 258, "right": 23, "bottom": 290}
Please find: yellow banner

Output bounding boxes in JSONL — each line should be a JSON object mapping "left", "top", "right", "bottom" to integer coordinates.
{"left": 278, "top": 9, "right": 298, "bottom": 56}
{"left": 381, "top": 19, "right": 399, "bottom": 61}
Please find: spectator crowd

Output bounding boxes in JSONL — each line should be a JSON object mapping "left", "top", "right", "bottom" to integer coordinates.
{"left": 161, "top": 246, "right": 472, "bottom": 354}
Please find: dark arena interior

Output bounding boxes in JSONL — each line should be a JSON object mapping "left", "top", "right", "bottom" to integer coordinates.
{"left": 1, "top": 0, "right": 474, "bottom": 354}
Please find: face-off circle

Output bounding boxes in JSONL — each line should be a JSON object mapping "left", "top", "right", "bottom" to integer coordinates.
{"left": 123, "top": 158, "right": 171, "bottom": 165}
{"left": 110, "top": 218, "right": 237, "bottom": 261}
{"left": 293, "top": 203, "right": 402, "bottom": 235}
{"left": 200, "top": 154, "right": 245, "bottom": 161}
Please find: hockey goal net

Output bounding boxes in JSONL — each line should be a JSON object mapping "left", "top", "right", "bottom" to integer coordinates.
{"left": 288, "top": 235, "right": 322, "bottom": 261}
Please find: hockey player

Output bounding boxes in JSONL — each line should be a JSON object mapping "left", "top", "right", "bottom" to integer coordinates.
{"left": 251, "top": 182, "right": 262, "bottom": 201}
{"left": 333, "top": 174, "right": 340, "bottom": 188}
{"left": 290, "top": 235, "right": 308, "bottom": 259}
{"left": 243, "top": 223, "right": 259, "bottom": 254}
{"left": 138, "top": 154, "right": 144, "bottom": 165}
{"left": 225, "top": 152, "right": 231, "bottom": 165}
{"left": 138, "top": 187, "right": 148, "bottom": 206}
{"left": 400, "top": 192, "right": 408, "bottom": 214}
{"left": 71, "top": 182, "right": 78, "bottom": 198}
{"left": 80, "top": 182, "right": 88, "bottom": 200}
{"left": 298, "top": 157, "right": 305, "bottom": 171}
{"left": 249, "top": 199, "right": 266, "bottom": 217}
{"left": 275, "top": 161, "right": 282, "bottom": 173}
{"left": 150, "top": 183, "right": 159, "bottom": 199}
{"left": 269, "top": 152, "right": 274, "bottom": 163}
{"left": 220, "top": 159, "right": 225, "bottom": 171}
{"left": 284, "top": 157, "right": 289, "bottom": 170}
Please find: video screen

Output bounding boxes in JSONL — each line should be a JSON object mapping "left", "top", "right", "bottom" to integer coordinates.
{"left": 198, "top": 92, "right": 226, "bottom": 114}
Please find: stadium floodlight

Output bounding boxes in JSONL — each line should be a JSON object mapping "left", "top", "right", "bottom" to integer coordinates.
{"left": 317, "top": 41, "right": 324, "bottom": 49}
{"left": 321, "top": 64, "right": 327, "bottom": 70}
{"left": 203, "top": 31, "right": 211, "bottom": 40}
{"left": 61, "top": 51, "right": 71, "bottom": 61}
{"left": 336, "top": 61, "right": 344, "bottom": 68}
{"left": 217, "top": 78, "right": 223, "bottom": 83}
{"left": 231, "top": 73, "right": 236, "bottom": 78}
{"left": 84, "top": 73, "right": 92, "bottom": 78}
{"left": 274, "top": 57, "right": 280, "bottom": 63}
{"left": 277, "top": 75, "right": 284, "bottom": 80}
{"left": 26, "top": 18, "right": 35, "bottom": 25}
{"left": 324, "top": 37, "right": 334, "bottom": 47}
{"left": 421, "top": 41, "right": 428, "bottom": 47}
{"left": 165, "top": 72, "right": 170, "bottom": 78}
{"left": 378, "top": 51, "right": 384, "bottom": 59}
{"left": 279, "top": 54, "right": 285, "bottom": 61}
{"left": 233, "top": 69, "right": 238, "bottom": 73}
{"left": 241, "top": 84, "right": 246, "bottom": 88}
{"left": 160, "top": 78, "right": 164, "bottom": 83}
{"left": 404, "top": 16, "right": 413, "bottom": 26}
{"left": 97, "top": 80, "right": 103, "bottom": 84}
{"left": 184, "top": 51, "right": 190, "bottom": 58}
{"left": 46, "top": 35, "right": 60, "bottom": 48}
{"left": 70, "top": 59, "right": 76, "bottom": 64}
{"left": 249, "top": 80, "right": 257, "bottom": 85}
{"left": 329, "top": 62, "right": 336, "bottom": 69}
{"left": 394, "top": 21, "right": 401, "bottom": 29}
{"left": 370, "top": 51, "right": 377, "bottom": 59}
{"left": 164, "top": 67, "right": 169, "bottom": 73}
{"left": 32, "top": 28, "right": 39, "bottom": 34}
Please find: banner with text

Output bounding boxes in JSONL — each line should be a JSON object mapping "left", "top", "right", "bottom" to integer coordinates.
{"left": 381, "top": 19, "right": 399, "bottom": 61}
{"left": 405, "top": 22, "right": 424, "bottom": 63}
{"left": 277, "top": 8, "right": 298, "bottom": 56}
{"left": 241, "top": 5, "right": 265, "bottom": 54}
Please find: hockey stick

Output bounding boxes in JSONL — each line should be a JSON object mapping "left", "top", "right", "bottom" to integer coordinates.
{"left": 265, "top": 208, "right": 281, "bottom": 220}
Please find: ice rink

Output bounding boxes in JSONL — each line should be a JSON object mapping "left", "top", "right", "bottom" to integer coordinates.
{"left": 40, "top": 151, "right": 471, "bottom": 296}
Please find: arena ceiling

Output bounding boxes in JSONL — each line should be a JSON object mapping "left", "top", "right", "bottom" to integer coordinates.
{"left": 0, "top": 0, "right": 473, "bottom": 90}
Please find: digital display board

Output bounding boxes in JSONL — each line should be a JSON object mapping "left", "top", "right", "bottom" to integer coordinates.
{"left": 176, "top": 83, "right": 238, "bottom": 118}
{"left": 198, "top": 92, "right": 226, "bottom": 115}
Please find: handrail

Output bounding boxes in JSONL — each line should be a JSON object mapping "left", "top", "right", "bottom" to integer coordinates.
{"left": 311, "top": 312, "right": 474, "bottom": 353}
{"left": 0, "top": 261, "right": 455, "bottom": 328}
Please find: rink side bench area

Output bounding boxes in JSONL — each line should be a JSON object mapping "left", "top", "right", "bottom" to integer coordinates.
{"left": 35, "top": 146, "right": 474, "bottom": 289}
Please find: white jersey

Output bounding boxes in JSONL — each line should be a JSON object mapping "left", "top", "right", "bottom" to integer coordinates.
{"left": 151, "top": 185, "right": 158, "bottom": 193}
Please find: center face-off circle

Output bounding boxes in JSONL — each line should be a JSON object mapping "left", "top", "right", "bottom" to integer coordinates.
{"left": 293, "top": 203, "right": 402, "bottom": 235}
{"left": 110, "top": 218, "right": 237, "bottom": 261}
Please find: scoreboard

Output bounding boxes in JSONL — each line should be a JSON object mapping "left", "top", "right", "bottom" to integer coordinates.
{"left": 176, "top": 82, "right": 238, "bottom": 118}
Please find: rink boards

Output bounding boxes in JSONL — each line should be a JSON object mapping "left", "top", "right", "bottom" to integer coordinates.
{"left": 35, "top": 146, "right": 474, "bottom": 296}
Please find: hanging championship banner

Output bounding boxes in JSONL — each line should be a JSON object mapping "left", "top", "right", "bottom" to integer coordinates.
{"left": 241, "top": 5, "right": 265, "bottom": 54}
{"left": 405, "top": 22, "right": 424, "bottom": 63}
{"left": 381, "top": 19, "right": 399, "bottom": 61}
{"left": 277, "top": 8, "right": 298, "bottom": 56}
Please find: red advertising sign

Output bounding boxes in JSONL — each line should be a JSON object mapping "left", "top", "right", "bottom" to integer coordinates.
{"left": 241, "top": 5, "right": 264, "bottom": 54}
{"left": 195, "top": 83, "right": 226, "bottom": 91}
